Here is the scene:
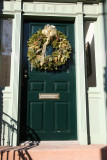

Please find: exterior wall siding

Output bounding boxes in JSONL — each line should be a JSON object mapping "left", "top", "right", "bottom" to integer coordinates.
{"left": 0, "top": 0, "right": 106, "bottom": 146}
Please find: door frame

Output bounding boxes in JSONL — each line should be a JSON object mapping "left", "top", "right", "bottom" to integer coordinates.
{"left": 18, "top": 15, "right": 88, "bottom": 145}
{"left": 16, "top": 2, "right": 88, "bottom": 145}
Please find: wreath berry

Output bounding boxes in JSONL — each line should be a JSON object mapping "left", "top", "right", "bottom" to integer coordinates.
{"left": 27, "top": 24, "right": 72, "bottom": 70}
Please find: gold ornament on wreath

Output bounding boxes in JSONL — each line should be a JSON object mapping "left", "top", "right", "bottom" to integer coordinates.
{"left": 27, "top": 24, "right": 72, "bottom": 70}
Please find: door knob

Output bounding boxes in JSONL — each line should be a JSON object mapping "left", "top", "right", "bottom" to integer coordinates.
{"left": 24, "top": 74, "right": 27, "bottom": 79}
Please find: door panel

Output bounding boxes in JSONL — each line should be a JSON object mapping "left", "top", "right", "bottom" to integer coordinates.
{"left": 20, "top": 21, "right": 77, "bottom": 141}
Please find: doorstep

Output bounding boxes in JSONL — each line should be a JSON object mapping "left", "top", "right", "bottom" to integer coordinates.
{"left": 0, "top": 141, "right": 107, "bottom": 160}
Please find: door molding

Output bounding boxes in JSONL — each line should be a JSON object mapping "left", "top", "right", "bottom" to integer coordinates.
{"left": 19, "top": 2, "right": 88, "bottom": 145}
{"left": 19, "top": 17, "right": 88, "bottom": 145}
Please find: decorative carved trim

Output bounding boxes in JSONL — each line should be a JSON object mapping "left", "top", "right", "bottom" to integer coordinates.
{"left": 22, "top": 2, "right": 103, "bottom": 16}
{"left": 23, "top": 3, "right": 77, "bottom": 14}
{"left": 0, "top": 1, "right": 103, "bottom": 17}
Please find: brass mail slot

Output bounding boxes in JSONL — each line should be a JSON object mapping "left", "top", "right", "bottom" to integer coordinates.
{"left": 39, "top": 93, "right": 60, "bottom": 99}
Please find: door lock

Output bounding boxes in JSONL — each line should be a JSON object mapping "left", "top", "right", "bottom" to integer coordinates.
{"left": 24, "top": 69, "right": 28, "bottom": 79}
{"left": 24, "top": 74, "right": 27, "bottom": 79}
{"left": 24, "top": 70, "right": 28, "bottom": 73}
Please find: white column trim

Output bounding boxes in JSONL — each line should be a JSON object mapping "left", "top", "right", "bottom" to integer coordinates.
{"left": 95, "top": 11, "right": 107, "bottom": 144}
{"left": 12, "top": 12, "right": 22, "bottom": 146}
{"left": 75, "top": 12, "right": 88, "bottom": 145}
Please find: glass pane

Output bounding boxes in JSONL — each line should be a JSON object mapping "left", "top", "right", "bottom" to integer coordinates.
{"left": 0, "top": 19, "right": 12, "bottom": 87}
{"left": 84, "top": 21, "right": 96, "bottom": 87}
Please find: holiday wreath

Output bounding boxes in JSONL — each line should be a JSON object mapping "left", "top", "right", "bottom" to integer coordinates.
{"left": 27, "top": 24, "right": 72, "bottom": 70}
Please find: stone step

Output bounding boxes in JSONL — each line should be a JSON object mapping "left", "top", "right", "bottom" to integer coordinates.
{"left": 0, "top": 142, "right": 107, "bottom": 160}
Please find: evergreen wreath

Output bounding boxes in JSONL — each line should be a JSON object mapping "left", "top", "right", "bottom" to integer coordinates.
{"left": 27, "top": 24, "right": 72, "bottom": 70}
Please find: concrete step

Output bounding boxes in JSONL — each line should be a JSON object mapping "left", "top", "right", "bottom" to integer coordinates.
{"left": 0, "top": 141, "right": 107, "bottom": 160}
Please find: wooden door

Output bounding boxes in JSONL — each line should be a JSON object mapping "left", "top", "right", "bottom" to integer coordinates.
{"left": 20, "top": 21, "right": 77, "bottom": 141}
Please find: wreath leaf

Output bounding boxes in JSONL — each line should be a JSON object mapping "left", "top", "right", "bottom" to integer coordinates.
{"left": 27, "top": 26, "right": 72, "bottom": 70}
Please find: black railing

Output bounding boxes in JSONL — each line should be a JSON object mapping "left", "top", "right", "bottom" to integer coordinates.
{"left": 2, "top": 119, "right": 17, "bottom": 146}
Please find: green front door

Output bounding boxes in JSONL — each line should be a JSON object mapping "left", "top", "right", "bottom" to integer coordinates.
{"left": 20, "top": 21, "right": 77, "bottom": 142}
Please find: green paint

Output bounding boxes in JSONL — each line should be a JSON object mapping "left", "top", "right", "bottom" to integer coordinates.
{"left": 20, "top": 22, "right": 77, "bottom": 141}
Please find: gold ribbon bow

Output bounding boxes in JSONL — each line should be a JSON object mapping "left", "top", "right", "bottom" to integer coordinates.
{"left": 40, "top": 24, "right": 57, "bottom": 66}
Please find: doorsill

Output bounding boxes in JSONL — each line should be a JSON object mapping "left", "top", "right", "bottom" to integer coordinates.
{"left": 20, "top": 140, "right": 79, "bottom": 146}
{"left": 40, "top": 141, "right": 79, "bottom": 145}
